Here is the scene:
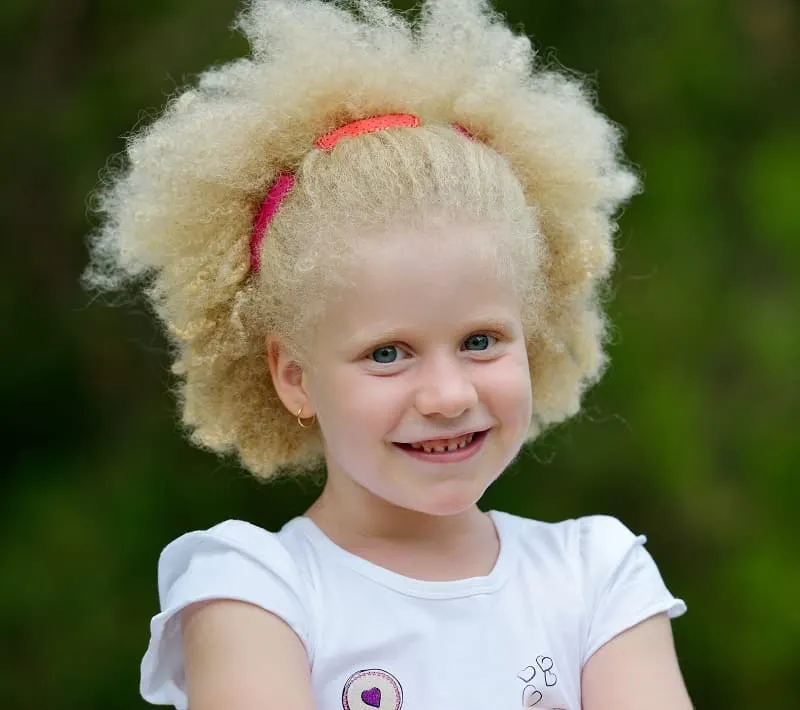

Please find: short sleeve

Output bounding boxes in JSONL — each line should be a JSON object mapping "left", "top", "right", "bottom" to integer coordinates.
{"left": 580, "top": 515, "right": 686, "bottom": 664}
{"left": 140, "top": 520, "right": 311, "bottom": 709}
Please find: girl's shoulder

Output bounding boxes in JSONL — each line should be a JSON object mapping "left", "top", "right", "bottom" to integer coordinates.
{"left": 142, "top": 517, "right": 314, "bottom": 707}
{"left": 495, "top": 510, "right": 685, "bottom": 662}
{"left": 492, "top": 510, "right": 677, "bottom": 600}
{"left": 156, "top": 518, "right": 308, "bottom": 591}
{"left": 494, "top": 510, "right": 646, "bottom": 561}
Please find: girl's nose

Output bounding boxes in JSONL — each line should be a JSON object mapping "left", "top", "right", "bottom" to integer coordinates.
{"left": 414, "top": 356, "right": 479, "bottom": 418}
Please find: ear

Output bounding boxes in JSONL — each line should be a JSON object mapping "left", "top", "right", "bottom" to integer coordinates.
{"left": 266, "top": 335, "right": 314, "bottom": 417}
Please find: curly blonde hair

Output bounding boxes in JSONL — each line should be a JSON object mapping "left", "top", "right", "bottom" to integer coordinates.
{"left": 84, "top": 0, "right": 639, "bottom": 479}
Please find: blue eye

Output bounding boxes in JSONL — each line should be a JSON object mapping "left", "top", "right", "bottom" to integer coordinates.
{"left": 464, "top": 334, "right": 493, "bottom": 351}
{"left": 371, "top": 346, "right": 399, "bottom": 364}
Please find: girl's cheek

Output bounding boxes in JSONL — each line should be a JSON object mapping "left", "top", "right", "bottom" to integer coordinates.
{"left": 483, "top": 354, "right": 531, "bottom": 392}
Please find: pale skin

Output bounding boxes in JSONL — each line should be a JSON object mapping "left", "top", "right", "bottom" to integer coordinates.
{"left": 182, "top": 221, "right": 693, "bottom": 710}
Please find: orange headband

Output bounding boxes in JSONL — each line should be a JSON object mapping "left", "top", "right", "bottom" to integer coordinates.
{"left": 249, "top": 114, "right": 476, "bottom": 272}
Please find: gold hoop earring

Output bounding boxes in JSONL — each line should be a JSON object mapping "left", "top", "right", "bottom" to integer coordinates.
{"left": 295, "top": 406, "right": 316, "bottom": 429}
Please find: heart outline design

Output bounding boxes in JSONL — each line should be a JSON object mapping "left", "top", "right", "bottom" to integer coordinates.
{"left": 517, "top": 666, "right": 536, "bottom": 683}
{"left": 522, "top": 684, "right": 543, "bottom": 707}
{"left": 536, "top": 656, "right": 557, "bottom": 687}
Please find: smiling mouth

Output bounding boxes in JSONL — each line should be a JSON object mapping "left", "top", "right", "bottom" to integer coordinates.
{"left": 394, "top": 430, "right": 488, "bottom": 454}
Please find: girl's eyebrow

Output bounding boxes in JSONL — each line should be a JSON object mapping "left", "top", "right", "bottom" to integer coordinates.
{"left": 343, "top": 326, "right": 408, "bottom": 351}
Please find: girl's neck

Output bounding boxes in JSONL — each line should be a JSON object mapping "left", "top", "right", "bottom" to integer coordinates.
{"left": 305, "top": 482, "right": 499, "bottom": 581}
{"left": 305, "top": 476, "right": 491, "bottom": 548}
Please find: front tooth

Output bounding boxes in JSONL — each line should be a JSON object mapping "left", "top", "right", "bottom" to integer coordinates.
{"left": 411, "top": 435, "right": 478, "bottom": 453}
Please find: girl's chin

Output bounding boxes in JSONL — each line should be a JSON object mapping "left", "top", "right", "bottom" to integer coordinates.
{"left": 387, "top": 479, "right": 493, "bottom": 518}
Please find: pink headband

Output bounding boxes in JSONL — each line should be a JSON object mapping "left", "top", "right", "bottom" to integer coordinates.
{"left": 249, "top": 113, "right": 476, "bottom": 273}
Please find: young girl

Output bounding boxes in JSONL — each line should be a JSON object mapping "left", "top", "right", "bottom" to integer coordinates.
{"left": 85, "top": 1, "right": 692, "bottom": 708}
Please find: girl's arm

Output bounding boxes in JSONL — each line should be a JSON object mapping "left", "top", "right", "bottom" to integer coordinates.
{"left": 581, "top": 613, "right": 693, "bottom": 710}
{"left": 182, "top": 599, "right": 316, "bottom": 710}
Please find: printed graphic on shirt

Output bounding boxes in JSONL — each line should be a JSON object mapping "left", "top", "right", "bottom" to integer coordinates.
{"left": 342, "top": 668, "right": 403, "bottom": 710}
{"left": 517, "top": 655, "right": 563, "bottom": 708}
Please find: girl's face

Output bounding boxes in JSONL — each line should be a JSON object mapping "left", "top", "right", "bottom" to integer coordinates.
{"left": 300, "top": 221, "right": 533, "bottom": 517}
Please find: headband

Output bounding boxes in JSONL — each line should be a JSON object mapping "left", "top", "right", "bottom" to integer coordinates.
{"left": 249, "top": 113, "right": 475, "bottom": 272}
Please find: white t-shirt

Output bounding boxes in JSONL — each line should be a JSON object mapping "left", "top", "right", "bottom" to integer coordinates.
{"left": 140, "top": 512, "right": 686, "bottom": 710}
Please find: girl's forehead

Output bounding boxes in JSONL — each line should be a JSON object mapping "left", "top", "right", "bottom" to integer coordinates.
{"left": 315, "top": 222, "right": 523, "bottom": 342}
{"left": 347, "top": 218, "right": 513, "bottom": 280}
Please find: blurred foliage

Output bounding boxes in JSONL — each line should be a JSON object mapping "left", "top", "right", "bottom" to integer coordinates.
{"left": 1, "top": 0, "right": 799, "bottom": 707}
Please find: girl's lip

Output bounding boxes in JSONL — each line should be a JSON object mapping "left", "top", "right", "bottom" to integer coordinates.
{"left": 394, "top": 428, "right": 491, "bottom": 446}
{"left": 392, "top": 429, "right": 489, "bottom": 463}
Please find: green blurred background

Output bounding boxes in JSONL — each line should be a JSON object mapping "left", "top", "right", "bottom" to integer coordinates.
{"left": 2, "top": 0, "right": 798, "bottom": 707}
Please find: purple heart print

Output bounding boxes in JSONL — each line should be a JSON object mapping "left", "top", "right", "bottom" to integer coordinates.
{"left": 361, "top": 687, "right": 381, "bottom": 708}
